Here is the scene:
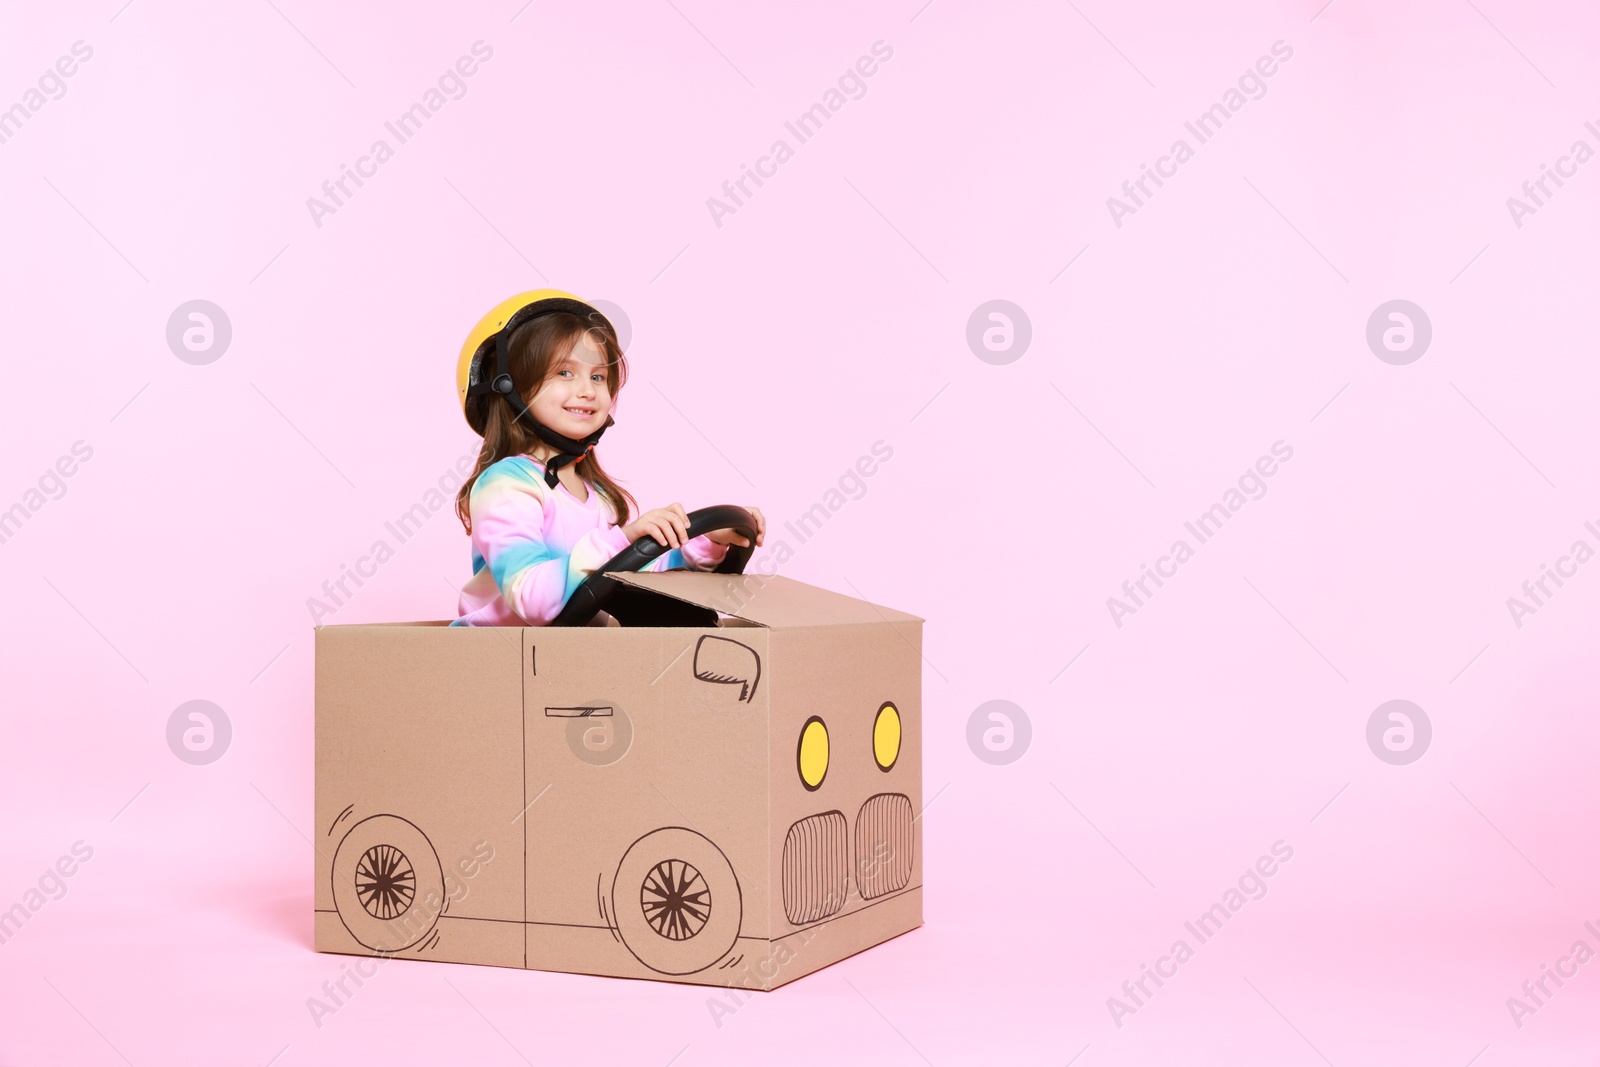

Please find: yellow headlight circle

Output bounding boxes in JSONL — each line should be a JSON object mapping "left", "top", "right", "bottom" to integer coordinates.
{"left": 873, "top": 702, "right": 901, "bottom": 771}
{"left": 797, "top": 716, "right": 829, "bottom": 790}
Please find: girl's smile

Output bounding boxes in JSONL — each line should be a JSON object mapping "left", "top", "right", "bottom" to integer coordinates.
{"left": 531, "top": 331, "right": 612, "bottom": 435}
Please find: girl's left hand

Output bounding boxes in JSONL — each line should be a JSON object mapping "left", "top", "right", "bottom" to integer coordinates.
{"left": 705, "top": 506, "right": 764, "bottom": 548}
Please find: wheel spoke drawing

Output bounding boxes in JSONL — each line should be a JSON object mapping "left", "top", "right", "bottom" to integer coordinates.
{"left": 639, "top": 858, "right": 711, "bottom": 941}
{"left": 355, "top": 844, "right": 416, "bottom": 919}
{"left": 332, "top": 815, "right": 442, "bottom": 952}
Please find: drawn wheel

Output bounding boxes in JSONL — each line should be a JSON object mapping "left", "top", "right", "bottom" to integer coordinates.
{"left": 613, "top": 828, "right": 741, "bottom": 975}
{"left": 641, "top": 859, "right": 711, "bottom": 940}
{"left": 356, "top": 845, "right": 415, "bottom": 919}
{"left": 332, "top": 815, "right": 444, "bottom": 952}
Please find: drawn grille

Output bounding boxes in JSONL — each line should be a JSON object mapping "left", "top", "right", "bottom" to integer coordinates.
{"left": 854, "top": 793, "right": 913, "bottom": 899}
{"left": 782, "top": 811, "right": 848, "bottom": 924}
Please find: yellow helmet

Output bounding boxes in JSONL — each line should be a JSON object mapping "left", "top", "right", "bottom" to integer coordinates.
{"left": 456, "top": 288, "right": 616, "bottom": 435}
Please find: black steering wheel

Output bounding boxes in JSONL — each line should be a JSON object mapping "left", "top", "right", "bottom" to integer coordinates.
{"left": 549, "top": 505, "right": 758, "bottom": 627}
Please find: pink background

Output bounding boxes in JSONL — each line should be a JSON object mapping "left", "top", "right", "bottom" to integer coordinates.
{"left": 4, "top": 0, "right": 1599, "bottom": 1062}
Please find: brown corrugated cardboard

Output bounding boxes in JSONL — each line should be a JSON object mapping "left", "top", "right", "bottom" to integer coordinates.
{"left": 314, "top": 573, "right": 923, "bottom": 990}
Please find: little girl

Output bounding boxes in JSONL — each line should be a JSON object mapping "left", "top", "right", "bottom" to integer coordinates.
{"left": 449, "top": 290, "right": 765, "bottom": 627}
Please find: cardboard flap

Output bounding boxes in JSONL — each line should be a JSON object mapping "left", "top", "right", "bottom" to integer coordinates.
{"left": 608, "top": 571, "right": 923, "bottom": 628}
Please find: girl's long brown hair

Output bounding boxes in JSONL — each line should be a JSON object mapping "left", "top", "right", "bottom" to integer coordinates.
{"left": 455, "top": 310, "right": 638, "bottom": 535}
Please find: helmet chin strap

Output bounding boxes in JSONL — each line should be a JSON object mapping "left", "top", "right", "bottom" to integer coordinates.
{"left": 491, "top": 326, "right": 615, "bottom": 489}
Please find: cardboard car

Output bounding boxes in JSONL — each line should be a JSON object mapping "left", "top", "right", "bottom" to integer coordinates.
{"left": 313, "top": 506, "right": 924, "bottom": 990}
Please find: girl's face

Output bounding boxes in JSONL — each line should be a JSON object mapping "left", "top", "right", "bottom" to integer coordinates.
{"left": 529, "top": 330, "right": 613, "bottom": 437}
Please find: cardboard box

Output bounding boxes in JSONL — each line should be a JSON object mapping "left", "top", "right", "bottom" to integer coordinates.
{"left": 313, "top": 571, "right": 924, "bottom": 990}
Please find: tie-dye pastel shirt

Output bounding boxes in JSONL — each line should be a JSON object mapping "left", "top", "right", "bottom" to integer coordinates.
{"left": 451, "top": 453, "right": 728, "bottom": 626}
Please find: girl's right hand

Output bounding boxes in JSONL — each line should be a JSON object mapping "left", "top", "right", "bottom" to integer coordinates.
{"left": 622, "top": 503, "right": 691, "bottom": 549}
